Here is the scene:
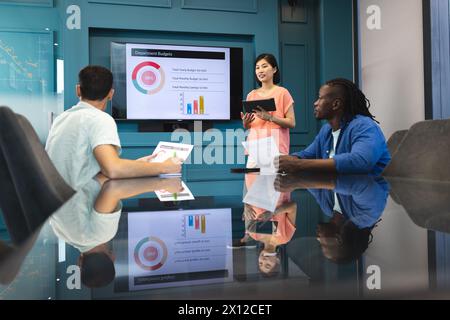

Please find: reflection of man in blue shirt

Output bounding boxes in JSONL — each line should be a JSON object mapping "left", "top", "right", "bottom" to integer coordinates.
{"left": 309, "top": 175, "right": 389, "bottom": 228}
{"left": 309, "top": 175, "right": 390, "bottom": 264}
{"left": 277, "top": 78, "right": 391, "bottom": 175}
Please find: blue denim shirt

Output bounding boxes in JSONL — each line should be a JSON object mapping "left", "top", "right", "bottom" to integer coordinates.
{"left": 292, "top": 115, "right": 391, "bottom": 175}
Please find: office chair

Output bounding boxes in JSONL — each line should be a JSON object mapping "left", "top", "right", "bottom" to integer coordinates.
{"left": 0, "top": 106, "right": 75, "bottom": 244}
{"left": 388, "top": 178, "right": 450, "bottom": 233}
{"left": 383, "top": 119, "right": 450, "bottom": 181}
{"left": 386, "top": 129, "right": 408, "bottom": 158}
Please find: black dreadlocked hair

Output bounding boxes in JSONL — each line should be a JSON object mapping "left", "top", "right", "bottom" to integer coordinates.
{"left": 325, "top": 78, "right": 379, "bottom": 124}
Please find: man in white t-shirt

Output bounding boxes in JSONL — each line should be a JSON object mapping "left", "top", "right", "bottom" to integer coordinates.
{"left": 46, "top": 65, "right": 181, "bottom": 188}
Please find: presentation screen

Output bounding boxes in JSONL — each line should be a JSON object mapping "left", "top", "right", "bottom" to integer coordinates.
{"left": 111, "top": 42, "right": 242, "bottom": 121}
{"left": 115, "top": 208, "right": 233, "bottom": 292}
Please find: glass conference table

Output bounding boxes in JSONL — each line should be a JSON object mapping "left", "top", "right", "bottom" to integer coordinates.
{"left": 1, "top": 171, "right": 450, "bottom": 300}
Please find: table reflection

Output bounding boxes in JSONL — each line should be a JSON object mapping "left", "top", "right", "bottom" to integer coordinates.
{"left": 49, "top": 174, "right": 183, "bottom": 288}
{"left": 10, "top": 170, "right": 450, "bottom": 300}
{"left": 238, "top": 173, "right": 296, "bottom": 277}
{"left": 275, "top": 173, "right": 389, "bottom": 264}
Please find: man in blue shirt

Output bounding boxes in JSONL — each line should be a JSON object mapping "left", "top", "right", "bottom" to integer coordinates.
{"left": 277, "top": 78, "right": 391, "bottom": 175}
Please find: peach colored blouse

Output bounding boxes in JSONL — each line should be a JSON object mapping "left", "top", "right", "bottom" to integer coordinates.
{"left": 248, "top": 213, "right": 296, "bottom": 246}
{"left": 246, "top": 86, "right": 294, "bottom": 155}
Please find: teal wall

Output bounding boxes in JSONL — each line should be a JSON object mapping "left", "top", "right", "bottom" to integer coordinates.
{"left": 0, "top": 210, "right": 5, "bottom": 235}
{"left": 0, "top": 0, "right": 354, "bottom": 296}
{"left": 318, "top": 0, "right": 354, "bottom": 84}
{"left": 0, "top": 1, "right": 61, "bottom": 44}
{"left": 280, "top": 0, "right": 320, "bottom": 153}
{"left": 279, "top": 0, "right": 354, "bottom": 153}
{"left": 58, "top": 0, "right": 283, "bottom": 179}
{"left": 0, "top": 1, "right": 63, "bottom": 143}
{"left": 0, "top": 0, "right": 354, "bottom": 176}
{"left": 62, "top": 0, "right": 280, "bottom": 108}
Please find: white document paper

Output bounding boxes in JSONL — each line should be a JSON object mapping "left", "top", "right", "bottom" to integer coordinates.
{"left": 242, "top": 136, "right": 280, "bottom": 174}
{"left": 243, "top": 174, "right": 281, "bottom": 213}
{"left": 150, "top": 141, "right": 193, "bottom": 177}
{"left": 151, "top": 141, "right": 193, "bottom": 163}
{"left": 155, "top": 181, "right": 195, "bottom": 202}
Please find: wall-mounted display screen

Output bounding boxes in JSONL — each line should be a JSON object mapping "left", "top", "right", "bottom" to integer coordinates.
{"left": 111, "top": 42, "right": 243, "bottom": 121}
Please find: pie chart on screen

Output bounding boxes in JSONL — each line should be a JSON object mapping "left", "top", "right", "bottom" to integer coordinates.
{"left": 134, "top": 236, "right": 168, "bottom": 271}
{"left": 132, "top": 61, "right": 165, "bottom": 95}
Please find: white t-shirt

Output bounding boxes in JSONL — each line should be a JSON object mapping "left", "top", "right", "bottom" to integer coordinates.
{"left": 329, "top": 129, "right": 342, "bottom": 213}
{"left": 50, "top": 178, "right": 122, "bottom": 253}
{"left": 329, "top": 129, "right": 341, "bottom": 159}
{"left": 45, "top": 101, "right": 121, "bottom": 189}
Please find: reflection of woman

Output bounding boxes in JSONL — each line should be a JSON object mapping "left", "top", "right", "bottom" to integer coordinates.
{"left": 241, "top": 53, "right": 296, "bottom": 168}
{"left": 246, "top": 201, "right": 297, "bottom": 277}
{"left": 241, "top": 174, "right": 297, "bottom": 277}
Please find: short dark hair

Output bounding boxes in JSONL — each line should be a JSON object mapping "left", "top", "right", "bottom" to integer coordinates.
{"left": 255, "top": 53, "right": 281, "bottom": 86}
{"left": 80, "top": 252, "right": 115, "bottom": 288}
{"left": 78, "top": 65, "right": 113, "bottom": 101}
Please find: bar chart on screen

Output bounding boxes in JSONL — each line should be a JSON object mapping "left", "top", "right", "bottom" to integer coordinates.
{"left": 179, "top": 92, "right": 206, "bottom": 116}
{"left": 181, "top": 214, "right": 207, "bottom": 238}
{"left": 126, "top": 208, "right": 233, "bottom": 291}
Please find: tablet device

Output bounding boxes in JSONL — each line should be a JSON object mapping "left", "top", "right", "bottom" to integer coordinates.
{"left": 242, "top": 98, "right": 276, "bottom": 113}
{"left": 248, "top": 220, "right": 277, "bottom": 235}
{"left": 230, "top": 168, "right": 260, "bottom": 174}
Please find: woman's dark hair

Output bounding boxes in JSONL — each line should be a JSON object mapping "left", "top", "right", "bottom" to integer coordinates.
{"left": 325, "top": 78, "right": 378, "bottom": 123}
{"left": 257, "top": 244, "right": 281, "bottom": 278}
{"left": 255, "top": 53, "right": 281, "bottom": 86}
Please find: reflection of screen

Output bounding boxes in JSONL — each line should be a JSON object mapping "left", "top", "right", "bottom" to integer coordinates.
{"left": 111, "top": 42, "right": 243, "bottom": 120}
{"left": 123, "top": 208, "right": 233, "bottom": 291}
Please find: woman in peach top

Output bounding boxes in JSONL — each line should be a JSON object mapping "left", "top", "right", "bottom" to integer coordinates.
{"left": 241, "top": 53, "right": 296, "bottom": 168}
